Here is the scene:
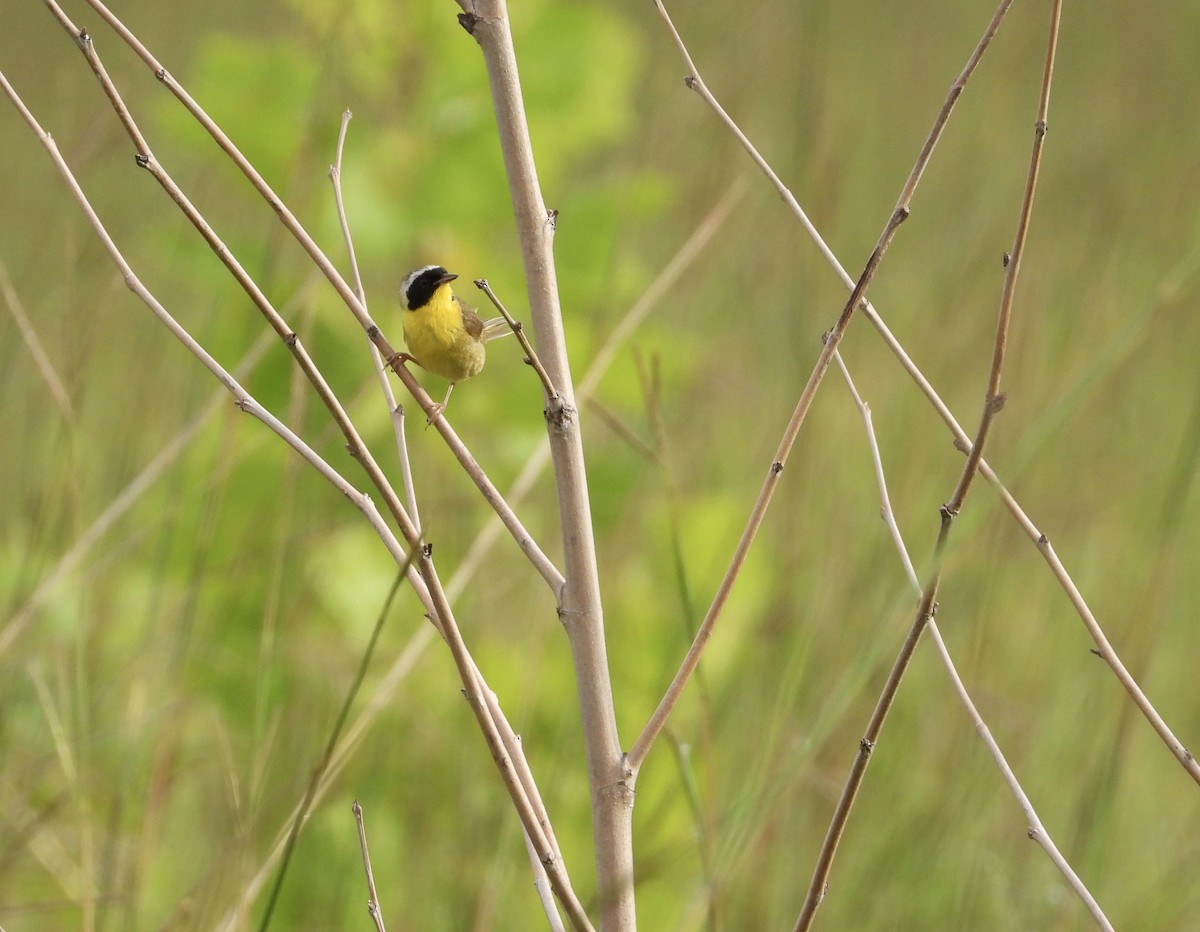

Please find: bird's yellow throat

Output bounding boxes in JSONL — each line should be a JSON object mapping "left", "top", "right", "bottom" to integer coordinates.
{"left": 402, "top": 282, "right": 486, "bottom": 382}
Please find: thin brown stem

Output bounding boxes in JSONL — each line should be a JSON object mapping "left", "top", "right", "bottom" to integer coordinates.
{"left": 352, "top": 801, "right": 387, "bottom": 932}
{"left": 796, "top": 5, "right": 1065, "bottom": 927}
{"left": 627, "top": 206, "right": 905, "bottom": 773}
{"left": 628, "top": 0, "right": 996, "bottom": 774}
{"left": 259, "top": 566, "right": 413, "bottom": 931}
{"left": 834, "top": 356, "right": 1114, "bottom": 930}
{"left": 950, "top": 2, "right": 1060, "bottom": 512}
{"left": 1, "top": 262, "right": 75, "bottom": 423}
{"left": 474, "top": 277, "right": 560, "bottom": 404}
{"left": 328, "top": 108, "right": 421, "bottom": 529}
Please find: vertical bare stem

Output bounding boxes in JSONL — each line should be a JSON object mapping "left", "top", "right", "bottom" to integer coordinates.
{"left": 454, "top": 2, "right": 633, "bottom": 926}
{"left": 949, "top": 0, "right": 1060, "bottom": 511}
{"left": 352, "top": 801, "right": 387, "bottom": 932}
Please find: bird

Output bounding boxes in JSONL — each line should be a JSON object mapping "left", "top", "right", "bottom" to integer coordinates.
{"left": 395, "top": 265, "right": 511, "bottom": 419}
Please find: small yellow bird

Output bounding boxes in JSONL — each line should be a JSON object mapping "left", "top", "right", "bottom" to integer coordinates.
{"left": 396, "top": 265, "right": 510, "bottom": 418}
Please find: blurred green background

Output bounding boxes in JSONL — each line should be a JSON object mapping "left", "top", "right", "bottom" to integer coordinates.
{"left": 3, "top": 0, "right": 1200, "bottom": 928}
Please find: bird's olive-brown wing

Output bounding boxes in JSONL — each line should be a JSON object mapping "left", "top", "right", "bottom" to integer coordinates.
{"left": 455, "top": 296, "right": 485, "bottom": 341}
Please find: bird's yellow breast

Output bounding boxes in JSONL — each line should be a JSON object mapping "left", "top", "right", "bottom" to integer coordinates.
{"left": 402, "top": 284, "right": 486, "bottom": 382}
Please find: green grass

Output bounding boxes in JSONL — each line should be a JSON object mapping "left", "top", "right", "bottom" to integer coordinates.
{"left": 3, "top": 0, "right": 1200, "bottom": 929}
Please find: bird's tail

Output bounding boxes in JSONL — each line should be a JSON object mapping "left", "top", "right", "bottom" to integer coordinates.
{"left": 481, "top": 317, "right": 516, "bottom": 342}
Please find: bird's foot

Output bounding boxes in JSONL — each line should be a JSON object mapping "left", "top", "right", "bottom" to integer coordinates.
{"left": 424, "top": 402, "right": 446, "bottom": 427}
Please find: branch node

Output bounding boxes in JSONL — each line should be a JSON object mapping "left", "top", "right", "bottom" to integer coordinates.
{"left": 770, "top": 461, "right": 784, "bottom": 475}
{"left": 684, "top": 75, "right": 697, "bottom": 89}
{"left": 986, "top": 392, "right": 1007, "bottom": 415}
{"left": 546, "top": 208, "right": 558, "bottom": 230}
{"left": 1002, "top": 251, "right": 1012, "bottom": 267}
{"left": 75, "top": 29, "right": 90, "bottom": 50}
{"left": 545, "top": 401, "right": 576, "bottom": 432}
{"left": 457, "top": 12, "right": 478, "bottom": 34}
{"left": 421, "top": 542, "right": 433, "bottom": 558}
{"left": 134, "top": 153, "right": 150, "bottom": 168}
{"left": 859, "top": 737, "right": 875, "bottom": 756}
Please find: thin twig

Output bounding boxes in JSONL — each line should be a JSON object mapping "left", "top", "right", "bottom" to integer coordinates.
{"left": 1, "top": 261, "right": 75, "bottom": 423}
{"left": 585, "top": 397, "right": 658, "bottom": 464}
{"left": 474, "top": 277, "right": 560, "bottom": 404}
{"left": 796, "top": 5, "right": 1065, "bottom": 927}
{"left": 832, "top": 355, "right": 1113, "bottom": 930}
{"left": 949, "top": 3, "right": 1059, "bottom": 512}
{"left": 655, "top": 0, "right": 1200, "bottom": 787}
{"left": 328, "top": 108, "right": 421, "bottom": 528}
{"left": 352, "top": 801, "right": 387, "bottom": 932}
{"left": 517, "top": 767, "right": 567, "bottom": 932}
{"left": 628, "top": 0, "right": 988, "bottom": 774}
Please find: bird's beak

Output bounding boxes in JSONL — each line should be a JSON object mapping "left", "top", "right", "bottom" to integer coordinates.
{"left": 437, "top": 272, "right": 459, "bottom": 287}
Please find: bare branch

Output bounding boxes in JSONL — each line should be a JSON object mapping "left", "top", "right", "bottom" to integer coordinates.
{"left": 654, "top": 0, "right": 1200, "bottom": 787}
{"left": 833, "top": 354, "right": 1114, "bottom": 931}
{"left": 473, "top": 277, "right": 560, "bottom": 404}
{"left": 797, "top": 5, "right": 1069, "bottom": 927}
{"left": 629, "top": 0, "right": 995, "bottom": 773}
{"left": 327, "top": 108, "right": 422, "bottom": 529}
{"left": 352, "top": 801, "right": 387, "bottom": 932}
{"left": 455, "top": 2, "right": 632, "bottom": 926}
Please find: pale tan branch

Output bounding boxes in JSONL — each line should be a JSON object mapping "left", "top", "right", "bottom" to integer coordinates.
{"left": 455, "top": 2, "right": 631, "bottom": 927}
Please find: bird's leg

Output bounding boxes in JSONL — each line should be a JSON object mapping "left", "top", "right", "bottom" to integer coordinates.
{"left": 425, "top": 383, "right": 456, "bottom": 426}
{"left": 385, "top": 350, "right": 416, "bottom": 371}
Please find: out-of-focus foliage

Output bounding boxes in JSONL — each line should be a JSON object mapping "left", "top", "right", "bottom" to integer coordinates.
{"left": 3, "top": 0, "right": 1200, "bottom": 929}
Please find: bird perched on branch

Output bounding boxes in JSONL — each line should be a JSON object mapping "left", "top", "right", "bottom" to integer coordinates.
{"left": 396, "top": 265, "right": 511, "bottom": 419}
